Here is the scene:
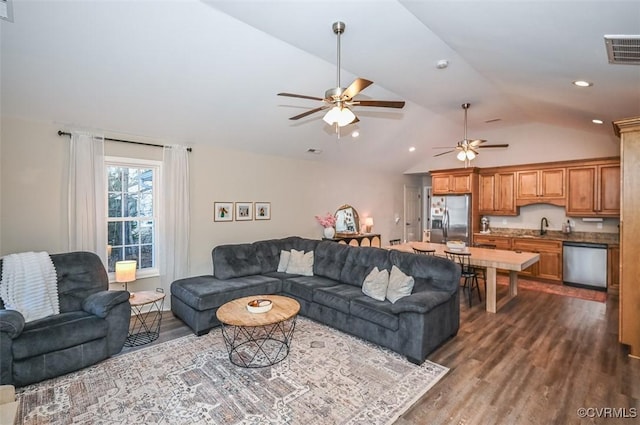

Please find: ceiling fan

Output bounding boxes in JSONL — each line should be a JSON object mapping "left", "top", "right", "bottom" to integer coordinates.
{"left": 434, "top": 103, "right": 509, "bottom": 166}
{"left": 277, "top": 21, "right": 405, "bottom": 130}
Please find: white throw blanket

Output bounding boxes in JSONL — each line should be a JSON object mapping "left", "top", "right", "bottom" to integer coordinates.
{"left": 0, "top": 251, "right": 59, "bottom": 322}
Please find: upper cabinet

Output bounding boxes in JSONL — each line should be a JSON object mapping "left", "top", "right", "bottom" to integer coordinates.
{"left": 566, "top": 160, "right": 620, "bottom": 217}
{"left": 430, "top": 157, "right": 620, "bottom": 223}
{"left": 515, "top": 168, "right": 565, "bottom": 206}
{"left": 479, "top": 171, "right": 517, "bottom": 215}
{"left": 431, "top": 169, "right": 477, "bottom": 194}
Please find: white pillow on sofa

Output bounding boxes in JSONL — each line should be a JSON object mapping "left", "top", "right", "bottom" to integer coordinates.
{"left": 285, "top": 249, "right": 314, "bottom": 276}
{"left": 386, "top": 265, "right": 415, "bottom": 303}
{"left": 277, "top": 250, "right": 291, "bottom": 272}
{"left": 362, "top": 267, "right": 390, "bottom": 301}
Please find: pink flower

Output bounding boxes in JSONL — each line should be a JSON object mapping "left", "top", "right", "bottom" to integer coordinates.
{"left": 315, "top": 213, "right": 336, "bottom": 228}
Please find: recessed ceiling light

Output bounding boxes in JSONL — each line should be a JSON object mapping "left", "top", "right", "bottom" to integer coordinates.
{"left": 351, "top": 131, "right": 360, "bottom": 138}
{"left": 436, "top": 59, "right": 449, "bottom": 69}
{"left": 409, "top": 146, "right": 416, "bottom": 152}
{"left": 573, "top": 80, "right": 593, "bottom": 87}
{"left": 592, "top": 119, "right": 604, "bottom": 124}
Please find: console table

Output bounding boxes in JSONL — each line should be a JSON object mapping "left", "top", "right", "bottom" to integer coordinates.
{"left": 325, "top": 233, "right": 381, "bottom": 248}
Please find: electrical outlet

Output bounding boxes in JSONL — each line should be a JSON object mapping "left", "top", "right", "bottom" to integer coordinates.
{"left": 597, "top": 222, "right": 603, "bottom": 229}
{"left": 569, "top": 220, "right": 575, "bottom": 227}
{"left": 502, "top": 219, "right": 507, "bottom": 225}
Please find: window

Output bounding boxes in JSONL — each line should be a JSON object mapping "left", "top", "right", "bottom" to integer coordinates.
{"left": 106, "top": 157, "right": 161, "bottom": 276}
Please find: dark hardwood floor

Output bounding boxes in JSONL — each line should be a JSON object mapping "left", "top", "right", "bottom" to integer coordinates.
{"left": 399, "top": 285, "right": 640, "bottom": 425}
{"left": 125, "top": 283, "right": 640, "bottom": 425}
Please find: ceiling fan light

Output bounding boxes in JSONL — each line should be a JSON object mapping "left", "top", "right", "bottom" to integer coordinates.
{"left": 324, "top": 106, "right": 356, "bottom": 127}
{"left": 323, "top": 106, "right": 342, "bottom": 125}
{"left": 336, "top": 107, "right": 356, "bottom": 127}
{"left": 466, "top": 150, "right": 476, "bottom": 160}
{"left": 456, "top": 150, "right": 467, "bottom": 161}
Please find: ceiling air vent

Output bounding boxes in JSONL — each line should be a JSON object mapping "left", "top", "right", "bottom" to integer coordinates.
{"left": 604, "top": 35, "right": 640, "bottom": 65}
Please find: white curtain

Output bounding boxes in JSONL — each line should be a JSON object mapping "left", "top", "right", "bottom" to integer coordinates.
{"left": 68, "top": 132, "right": 107, "bottom": 266}
{"left": 160, "top": 145, "right": 190, "bottom": 292}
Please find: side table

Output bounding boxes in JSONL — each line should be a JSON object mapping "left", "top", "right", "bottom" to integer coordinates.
{"left": 125, "top": 289, "right": 165, "bottom": 347}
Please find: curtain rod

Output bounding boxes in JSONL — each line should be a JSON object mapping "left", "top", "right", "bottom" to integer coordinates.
{"left": 57, "top": 131, "right": 192, "bottom": 152}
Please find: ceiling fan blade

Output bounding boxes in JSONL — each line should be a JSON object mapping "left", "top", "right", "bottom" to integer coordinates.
{"left": 341, "top": 78, "right": 373, "bottom": 100}
{"left": 478, "top": 144, "right": 510, "bottom": 148}
{"left": 434, "top": 150, "right": 455, "bottom": 157}
{"left": 468, "top": 139, "right": 486, "bottom": 147}
{"left": 354, "top": 100, "right": 406, "bottom": 108}
{"left": 289, "top": 106, "right": 329, "bottom": 120}
{"left": 278, "top": 92, "right": 325, "bottom": 101}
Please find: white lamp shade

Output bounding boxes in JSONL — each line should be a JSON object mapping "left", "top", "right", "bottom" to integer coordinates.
{"left": 323, "top": 106, "right": 356, "bottom": 127}
{"left": 115, "top": 260, "right": 137, "bottom": 283}
{"left": 365, "top": 217, "right": 374, "bottom": 227}
{"left": 456, "top": 150, "right": 467, "bottom": 161}
{"left": 466, "top": 150, "right": 476, "bottom": 160}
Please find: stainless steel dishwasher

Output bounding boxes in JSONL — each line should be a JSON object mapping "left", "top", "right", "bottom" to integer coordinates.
{"left": 562, "top": 242, "right": 608, "bottom": 290}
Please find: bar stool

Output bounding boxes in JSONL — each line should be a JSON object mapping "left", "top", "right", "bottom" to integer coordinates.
{"left": 445, "top": 250, "right": 482, "bottom": 307}
{"left": 389, "top": 239, "right": 402, "bottom": 246}
{"left": 413, "top": 247, "right": 436, "bottom": 255}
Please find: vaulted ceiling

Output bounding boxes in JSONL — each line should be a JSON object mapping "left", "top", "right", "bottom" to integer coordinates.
{"left": 2, "top": 1, "right": 639, "bottom": 173}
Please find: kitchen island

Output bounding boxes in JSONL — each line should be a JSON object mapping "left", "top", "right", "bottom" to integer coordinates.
{"left": 387, "top": 242, "right": 539, "bottom": 313}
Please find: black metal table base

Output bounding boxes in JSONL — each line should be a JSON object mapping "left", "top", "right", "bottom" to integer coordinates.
{"left": 220, "top": 316, "right": 297, "bottom": 368}
{"left": 125, "top": 296, "right": 164, "bottom": 347}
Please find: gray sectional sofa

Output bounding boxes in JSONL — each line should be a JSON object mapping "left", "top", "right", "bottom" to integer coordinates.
{"left": 171, "top": 236, "right": 460, "bottom": 364}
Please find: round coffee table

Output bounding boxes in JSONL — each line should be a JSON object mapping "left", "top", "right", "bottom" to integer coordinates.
{"left": 216, "top": 295, "right": 300, "bottom": 368}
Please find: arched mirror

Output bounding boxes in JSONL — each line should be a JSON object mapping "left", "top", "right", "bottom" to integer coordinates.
{"left": 335, "top": 204, "right": 359, "bottom": 235}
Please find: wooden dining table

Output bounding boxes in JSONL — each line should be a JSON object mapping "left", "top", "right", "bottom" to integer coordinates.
{"left": 387, "top": 242, "right": 540, "bottom": 313}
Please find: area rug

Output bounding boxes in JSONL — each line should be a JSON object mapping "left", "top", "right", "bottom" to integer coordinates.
{"left": 15, "top": 317, "right": 448, "bottom": 425}
{"left": 496, "top": 275, "right": 607, "bottom": 303}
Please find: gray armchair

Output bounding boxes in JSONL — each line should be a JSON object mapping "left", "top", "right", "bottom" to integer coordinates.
{"left": 0, "top": 251, "right": 131, "bottom": 387}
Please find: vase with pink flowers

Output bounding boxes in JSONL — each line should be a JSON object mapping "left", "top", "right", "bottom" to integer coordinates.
{"left": 315, "top": 213, "right": 337, "bottom": 239}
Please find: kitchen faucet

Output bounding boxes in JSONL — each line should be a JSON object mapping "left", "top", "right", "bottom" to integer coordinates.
{"left": 540, "top": 217, "right": 549, "bottom": 235}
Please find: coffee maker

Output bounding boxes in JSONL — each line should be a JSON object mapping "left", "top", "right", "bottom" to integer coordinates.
{"left": 480, "top": 216, "right": 490, "bottom": 233}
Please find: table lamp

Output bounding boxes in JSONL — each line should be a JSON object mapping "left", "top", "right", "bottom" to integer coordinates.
{"left": 364, "top": 217, "right": 374, "bottom": 233}
{"left": 115, "top": 260, "right": 137, "bottom": 296}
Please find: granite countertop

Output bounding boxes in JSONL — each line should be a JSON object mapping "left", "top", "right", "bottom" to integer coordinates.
{"left": 475, "top": 228, "right": 619, "bottom": 246}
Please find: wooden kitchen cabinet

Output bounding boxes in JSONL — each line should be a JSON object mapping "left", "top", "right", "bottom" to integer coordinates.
{"left": 614, "top": 116, "right": 640, "bottom": 357}
{"left": 478, "top": 172, "right": 517, "bottom": 215}
{"left": 566, "top": 161, "right": 620, "bottom": 217}
{"left": 608, "top": 245, "right": 620, "bottom": 295}
{"left": 512, "top": 238, "right": 563, "bottom": 282}
{"left": 516, "top": 168, "right": 565, "bottom": 206}
{"left": 473, "top": 234, "right": 512, "bottom": 250}
{"left": 431, "top": 169, "right": 476, "bottom": 194}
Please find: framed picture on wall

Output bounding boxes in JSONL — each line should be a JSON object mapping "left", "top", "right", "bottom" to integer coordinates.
{"left": 235, "top": 202, "right": 253, "bottom": 221}
{"left": 214, "top": 202, "right": 233, "bottom": 222}
{"left": 255, "top": 202, "right": 271, "bottom": 220}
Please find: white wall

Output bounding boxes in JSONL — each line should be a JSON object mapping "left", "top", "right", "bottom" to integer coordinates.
{"left": 1, "top": 116, "right": 419, "bottom": 299}
{"left": 405, "top": 122, "right": 620, "bottom": 174}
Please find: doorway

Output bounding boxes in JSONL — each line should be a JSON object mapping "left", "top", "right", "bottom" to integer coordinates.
{"left": 404, "top": 185, "right": 421, "bottom": 242}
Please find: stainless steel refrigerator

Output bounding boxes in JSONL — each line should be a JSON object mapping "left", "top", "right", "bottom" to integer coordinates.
{"left": 429, "top": 194, "right": 472, "bottom": 245}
